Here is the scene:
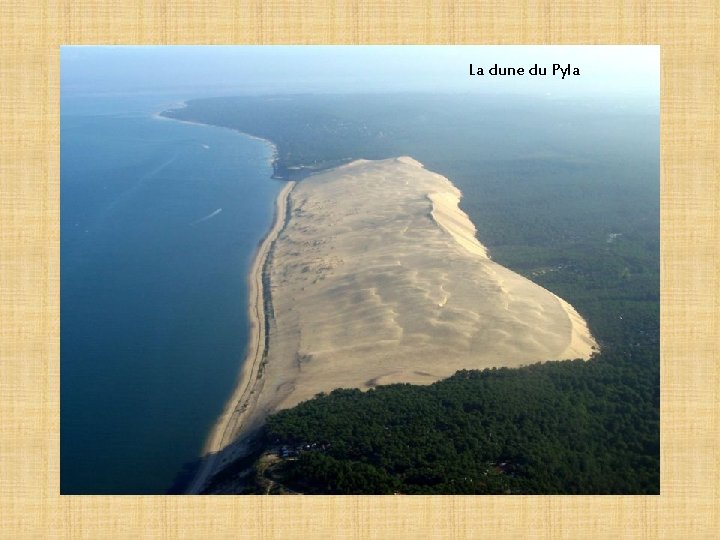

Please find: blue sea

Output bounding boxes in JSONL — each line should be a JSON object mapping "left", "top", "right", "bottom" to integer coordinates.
{"left": 60, "top": 93, "right": 281, "bottom": 494}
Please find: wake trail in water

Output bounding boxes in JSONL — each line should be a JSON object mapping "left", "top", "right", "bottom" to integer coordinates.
{"left": 105, "top": 152, "right": 180, "bottom": 215}
{"left": 190, "top": 208, "right": 222, "bottom": 226}
{"left": 144, "top": 153, "right": 180, "bottom": 179}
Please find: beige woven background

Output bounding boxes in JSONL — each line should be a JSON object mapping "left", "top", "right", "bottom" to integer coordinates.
{"left": 1, "top": 1, "right": 717, "bottom": 538}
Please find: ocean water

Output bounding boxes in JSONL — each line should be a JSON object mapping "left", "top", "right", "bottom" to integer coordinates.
{"left": 60, "top": 94, "right": 281, "bottom": 494}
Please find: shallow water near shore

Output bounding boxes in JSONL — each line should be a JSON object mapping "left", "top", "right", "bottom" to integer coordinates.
{"left": 60, "top": 94, "right": 281, "bottom": 494}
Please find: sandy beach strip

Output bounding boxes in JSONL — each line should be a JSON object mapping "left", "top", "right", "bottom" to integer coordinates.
{"left": 186, "top": 180, "right": 295, "bottom": 494}
{"left": 158, "top": 106, "right": 290, "bottom": 493}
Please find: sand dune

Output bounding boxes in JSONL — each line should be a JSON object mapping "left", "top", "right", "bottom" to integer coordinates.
{"left": 191, "top": 156, "right": 598, "bottom": 491}
{"left": 262, "top": 157, "right": 597, "bottom": 410}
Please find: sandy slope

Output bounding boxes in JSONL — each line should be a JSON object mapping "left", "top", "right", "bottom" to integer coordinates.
{"left": 192, "top": 156, "right": 597, "bottom": 491}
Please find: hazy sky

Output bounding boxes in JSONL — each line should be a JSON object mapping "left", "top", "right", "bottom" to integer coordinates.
{"left": 61, "top": 46, "right": 658, "bottom": 100}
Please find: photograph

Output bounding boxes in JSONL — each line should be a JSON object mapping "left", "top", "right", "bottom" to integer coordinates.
{"left": 60, "top": 45, "right": 659, "bottom": 495}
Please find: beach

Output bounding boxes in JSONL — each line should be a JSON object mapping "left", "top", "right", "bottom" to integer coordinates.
{"left": 186, "top": 180, "right": 295, "bottom": 494}
{"left": 190, "top": 156, "right": 598, "bottom": 492}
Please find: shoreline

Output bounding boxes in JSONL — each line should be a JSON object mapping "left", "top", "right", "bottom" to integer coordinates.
{"left": 185, "top": 179, "right": 295, "bottom": 494}
{"left": 154, "top": 105, "right": 279, "bottom": 171}
{"left": 156, "top": 105, "right": 345, "bottom": 181}
{"left": 158, "top": 103, "right": 292, "bottom": 493}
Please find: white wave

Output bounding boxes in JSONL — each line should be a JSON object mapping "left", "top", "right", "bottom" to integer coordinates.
{"left": 190, "top": 208, "right": 222, "bottom": 226}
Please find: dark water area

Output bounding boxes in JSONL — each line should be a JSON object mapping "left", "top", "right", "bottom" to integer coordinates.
{"left": 60, "top": 94, "right": 281, "bottom": 494}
